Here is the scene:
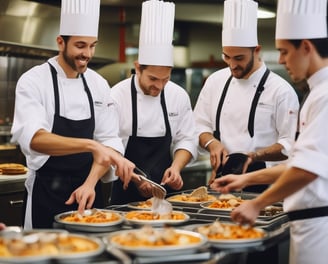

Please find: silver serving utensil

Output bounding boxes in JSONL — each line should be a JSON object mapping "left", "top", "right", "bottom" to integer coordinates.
{"left": 134, "top": 167, "right": 167, "bottom": 199}
{"left": 151, "top": 196, "right": 173, "bottom": 215}
{"left": 102, "top": 237, "right": 132, "bottom": 264}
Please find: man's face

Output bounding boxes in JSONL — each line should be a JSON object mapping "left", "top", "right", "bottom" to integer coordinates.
{"left": 135, "top": 63, "right": 172, "bottom": 97}
{"left": 222, "top": 47, "right": 255, "bottom": 79}
{"left": 276, "top": 39, "right": 308, "bottom": 83}
{"left": 60, "top": 36, "right": 98, "bottom": 74}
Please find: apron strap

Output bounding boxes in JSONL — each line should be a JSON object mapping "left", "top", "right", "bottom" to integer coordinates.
{"left": 214, "top": 75, "right": 232, "bottom": 141}
{"left": 130, "top": 75, "right": 171, "bottom": 137}
{"left": 248, "top": 68, "right": 270, "bottom": 137}
{"left": 287, "top": 206, "right": 328, "bottom": 221}
{"left": 81, "top": 73, "right": 95, "bottom": 122}
{"left": 295, "top": 90, "right": 310, "bottom": 141}
{"left": 48, "top": 63, "right": 60, "bottom": 115}
{"left": 160, "top": 89, "right": 172, "bottom": 137}
{"left": 215, "top": 68, "right": 270, "bottom": 140}
{"left": 47, "top": 63, "right": 95, "bottom": 123}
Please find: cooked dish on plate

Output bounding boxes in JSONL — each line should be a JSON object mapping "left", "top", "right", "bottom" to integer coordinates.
{"left": 167, "top": 186, "right": 216, "bottom": 203}
{"left": 196, "top": 221, "right": 266, "bottom": 241}
{"left": 110, "top": 225, "right": 202, "bottom": 247}
{"left": 201, "top": 193, "right": 244, "bottom": 210}
{"left": 54, "top": 209, "right": 124, "bottom": 232}
{"left": 124, "top": 210, "right": 189, "bottom": 226}
{"left": 128, "top": 199, "right": 153, "bottom": 210}
{"left": 0, "top": 231, "right": 102, "bottom": 258}
{"left": 58, "top": 208, "right": 121, "bottom": 224}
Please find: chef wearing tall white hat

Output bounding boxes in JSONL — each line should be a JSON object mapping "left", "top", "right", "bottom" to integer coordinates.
{"left": 11, "top": 0, "right": 135, "bottom": 229}
{"left": 110, "top": 0, "right": 197, "bottom": 205}
{"left": 194, "top": 0, "right": 299, "bottom": 192}
{"left": 211, "top": 1, "right": 328, "bottom": 263}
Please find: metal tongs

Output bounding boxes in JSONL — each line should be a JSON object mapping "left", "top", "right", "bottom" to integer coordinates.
{"left": 134, "top": 166, "right": 167, "bottom": 199}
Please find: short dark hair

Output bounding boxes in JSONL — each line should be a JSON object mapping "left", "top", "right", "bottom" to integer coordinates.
{"left": 289, "top": 38, "right": 328, "bottom": 58}
{"left": 60, "top": 35, "right": 71, "bottom": 44}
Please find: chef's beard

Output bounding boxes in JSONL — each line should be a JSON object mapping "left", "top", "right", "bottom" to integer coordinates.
{"left": 63, "top": 47, "right": 88, "bottom": 74}
{"left": 230, "top": 54, "right": 254, "bottom": 79}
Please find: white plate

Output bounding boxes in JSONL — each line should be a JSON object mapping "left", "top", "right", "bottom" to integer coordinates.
{"left": 0, "top": 230, "right": 104, "bottom": 263}
{"left": 106, "top": 228, "right": 207, "bottom": 257}
{"left": 199, "top": 201, "right": 236, "bottom": 211}
{"left": 124, "top": 210, "right": 190, "bottom": 227}
{"left": 127, "top": 201, "right": 152, "bottom": 210}
{"left": 166, "top": 194, "right": 217, "bottom": 205}
{"left": 54, "top": 209, "right": 124, "bottom": 232}
{"left": 194, "top": 223, "right": 267, "bottom": 249}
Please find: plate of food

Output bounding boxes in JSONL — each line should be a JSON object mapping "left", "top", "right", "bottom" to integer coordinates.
{"left": 124, "top": 210, "right": 190, "bottom": 227}
{"left": 127, "top": 199, "right": 153, "bottom": 210}
{"left": 167, "top": 186, "right": 217, "bottom": 205}
{"left": 200, "top": 193, "right": 244, "bottom": 211}
{"left": 106, "top": 225, "right": 207, "bottom": 257}
{"left": 54, "top": 208, "right": 123, "bottom": 232}
{"left": 195, "top": 221, "right": 267, "bottom": 248}
{"left": 0, "top": 230, "right": 104, "bottom": 263}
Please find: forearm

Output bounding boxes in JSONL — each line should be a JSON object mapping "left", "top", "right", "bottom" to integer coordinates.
{"left": 253, "top": 166, "right": 317, "bottom": 209}
{"left": 84, "top": 163, "right": 110, "bottom": 187}
{"left": 248, "top": 143, "right": 288, "bottom": 162}
{"left": 171, "top": 149, "right": 192, "bottom": 171}
{"left": 30, "top": 129, "right": 97, "bottom": 156}
{"left": 199, "top": 132, "right": 217, "bottom": 150}
{"left": 244, "top": 164, "right": 286, "bottom": 185}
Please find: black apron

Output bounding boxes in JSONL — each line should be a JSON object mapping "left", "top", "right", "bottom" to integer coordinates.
{"left": 31, "top": 64, "right": 103, "bottom": 228}
{"left": 110, "top": 75, "right": 173, "bottom": 205}
{"left": 214, "top": 69, "right": 270, "bottom": 193}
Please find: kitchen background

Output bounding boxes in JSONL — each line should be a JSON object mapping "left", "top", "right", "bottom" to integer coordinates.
{"left": 0, "top": 0, "right": 303, "bottom": 160}
{"left": 0, "top": 1, "right": 300, "bottom": 237}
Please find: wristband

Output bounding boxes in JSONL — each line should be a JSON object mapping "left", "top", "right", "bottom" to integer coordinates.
{"left": 204, "top": 138, "right": 215, "bottom": 149}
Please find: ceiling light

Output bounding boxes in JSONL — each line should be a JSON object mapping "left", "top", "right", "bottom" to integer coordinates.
{"left": 258, "top": 8, "right": 276, "bottom": 19}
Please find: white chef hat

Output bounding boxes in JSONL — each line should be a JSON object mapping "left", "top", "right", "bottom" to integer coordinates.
{"left": 59, "top": 0, "right": 100, "bottom": 37}
{"left": 222, "top": 0, "right": 258, "bottom": 47}
{"left": 276, "top": 0, "right": 327, "bottom": 40}
{"left": 138, "top": 0, "right": 175, "bottom": 67}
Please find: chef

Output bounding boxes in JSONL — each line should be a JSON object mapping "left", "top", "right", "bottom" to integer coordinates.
{"left": 193, "top": 0, "right": 299, "bottom": 192}
{"left": 10, "top": 0, "right": 135, "bottom": 229}
{"left": 110, "top": 0, "right": 198, "bottom": 205}
{"left": 211, "top": 0, "right": 328, "bottom": 263}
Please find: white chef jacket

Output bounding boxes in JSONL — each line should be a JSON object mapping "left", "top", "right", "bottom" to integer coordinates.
{"left": 11, "top": 56, "right": 124, "bottom": 229}
{"left": 284, "top": 67, "right": 328, "bottom": 264}
{"left": 194, "top": 63, "right": 299, "bottom": 167}
{"left": 110, "top": 76, "right": 198, "bottom": 162}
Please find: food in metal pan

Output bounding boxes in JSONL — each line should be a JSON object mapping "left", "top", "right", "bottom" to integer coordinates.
{"left": 125, "top": 211, "right": 186, "bottom": 221}
{"left": 110, "top": 226, "right": 201, "bottom": 247}
{"left": 196, "top": 221, "right": 265, "bottom": 240}
{"left": 60, "top": 209, "right": 121, "bottom": 223}
{"left": 0, "top": 232, "right": 100, "bottom": 257}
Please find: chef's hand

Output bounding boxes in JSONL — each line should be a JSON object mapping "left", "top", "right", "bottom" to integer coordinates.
{"left": 210, "top": 174, "right": 248, "bottom": 193}
{"left": 92, "top": 143, "right": 135, "bottom": 190}
{"left": 134, "top": 181, "right": 153, "bottom": 198}
{"left": 0, "top": 222, "right": 6, "bottom": 231}
{"left": 65, "top": 183, "right": 95, "bottom": 215}
{"left": 231, "top": 199, "right": 261, "bottom": 226}
{"left": 206, "top": 140, "right": 229, "bottom": 185}
{"left": 162, "top": 168, "right": 183, "bottom": 190}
